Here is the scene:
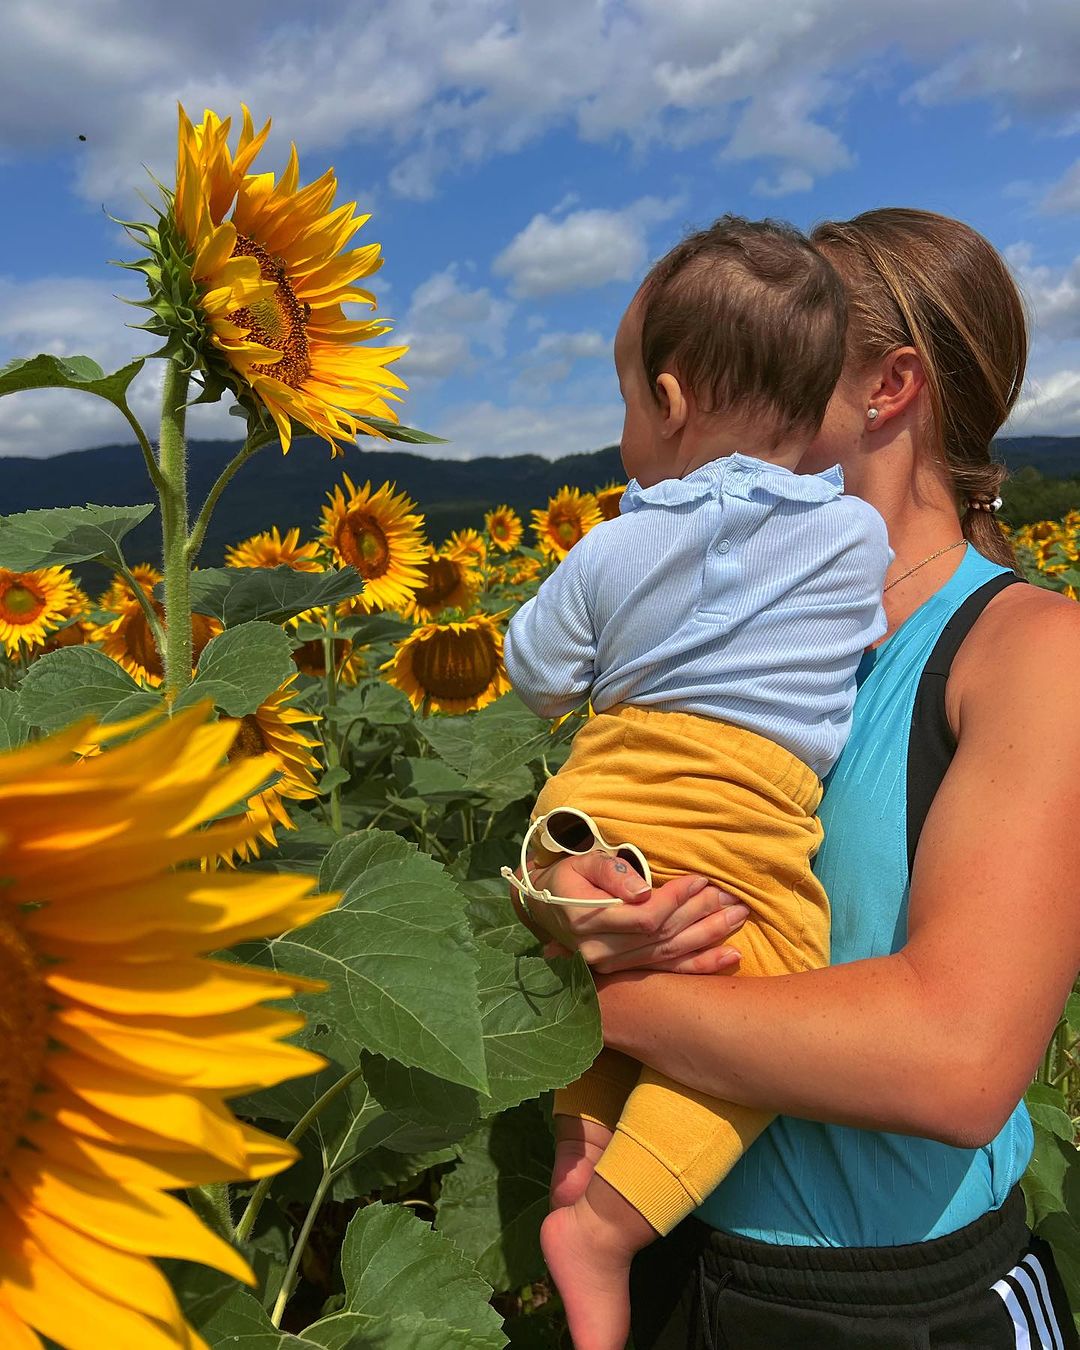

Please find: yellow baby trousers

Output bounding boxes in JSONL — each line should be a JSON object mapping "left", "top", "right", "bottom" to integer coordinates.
{"left": 534, "top": 705, "right": 828, "bottom": 1236}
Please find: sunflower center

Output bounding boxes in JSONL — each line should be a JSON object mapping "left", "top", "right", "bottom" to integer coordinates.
{"left": 414, "top": 558, "right": 461, "bottom": 610}
{"left": 1, "top": 582, "right": 45, "bottom": 622}
{"left": 339, "top": 511, "right": 391, "bottom": 579}
{"left": 550, "top": 510, "right": 582, "bottom": 549}
{"left": 117, "top": 604, "right": 217, "bottom": 681}
{"left": 229, "top": 234, "right": 311, "bottom": 388}
{"left": 412, "top": 627, "right": 498, "bottom": 701}
{"left": 0, "top": 916, "right": 48, "bottom": 1174}
{"left": 292, "top": 638, "right": 351, "bottom": 678}
{"left": 227, "top": 715, "right": 268, "bottom": 761}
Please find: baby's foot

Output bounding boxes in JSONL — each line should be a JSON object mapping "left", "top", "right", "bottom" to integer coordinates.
{"left": 550, "top": 1117, "right": 614, "bottom": 1208}
{"left": 540, "top": 1177, "right": 656, "bottom": 1350}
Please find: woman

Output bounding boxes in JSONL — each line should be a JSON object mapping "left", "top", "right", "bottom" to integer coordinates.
{"left": 513, "top": 208, "right": 1080, "bottom": 1348}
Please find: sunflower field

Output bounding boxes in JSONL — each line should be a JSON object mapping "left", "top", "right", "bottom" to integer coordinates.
{"left": 0, "top": 102, "right": 1078, "bottom": 1349}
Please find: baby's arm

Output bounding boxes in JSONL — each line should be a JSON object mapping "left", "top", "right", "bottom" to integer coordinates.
{"left": 503, "top": 533, "right": 601, "bottom": 718}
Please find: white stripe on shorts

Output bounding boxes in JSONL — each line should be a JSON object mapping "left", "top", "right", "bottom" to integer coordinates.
{"left": 992, "top": 1254, "right": 1066, "bottom": 1349}
{"left": 1021, "top": 1254, "right": 1064, "bottom": 1350}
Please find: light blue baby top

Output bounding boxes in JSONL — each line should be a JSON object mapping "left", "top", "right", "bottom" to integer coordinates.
{"left": 504, "top": 454, "right": 890, "bottom": 778}
{"left": 695, "top": 545, "right": 1034, "bottom": 1246}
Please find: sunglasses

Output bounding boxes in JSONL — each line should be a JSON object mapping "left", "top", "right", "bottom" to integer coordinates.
{"left": 501, "top": 806, "right": 652, "bottom": 909}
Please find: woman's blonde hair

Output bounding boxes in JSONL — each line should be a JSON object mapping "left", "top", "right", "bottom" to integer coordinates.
{"left": 811, "top": 208, "right": 1026, "bottom": 568}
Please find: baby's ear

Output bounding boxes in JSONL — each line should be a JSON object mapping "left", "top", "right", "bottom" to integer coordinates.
{"left": 655, "top": 371, "right": 689, "bottom": 437}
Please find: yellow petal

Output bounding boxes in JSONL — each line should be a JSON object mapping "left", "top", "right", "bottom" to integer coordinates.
{"left": 47, "top": 956, "right": 324, "bottom": 1016}
{"left": 0, "top": 1294, "right": 43, "bottom": 1350}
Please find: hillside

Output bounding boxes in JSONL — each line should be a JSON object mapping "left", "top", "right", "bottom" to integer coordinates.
{"left": 1, "top": 435, "right": 1078, "bottom": 577}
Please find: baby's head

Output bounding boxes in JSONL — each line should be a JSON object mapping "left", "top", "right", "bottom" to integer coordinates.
{"left": 616, "top": 215, "right": 847, "bottom": 487}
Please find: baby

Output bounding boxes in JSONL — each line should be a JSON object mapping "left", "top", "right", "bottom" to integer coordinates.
{"left": 503, "top": 216, "right": 891, "bottom": 1350}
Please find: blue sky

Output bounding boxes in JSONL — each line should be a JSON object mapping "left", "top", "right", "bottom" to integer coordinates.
{"left": 1, "top": 0, "right": 1079, "bottom": 460}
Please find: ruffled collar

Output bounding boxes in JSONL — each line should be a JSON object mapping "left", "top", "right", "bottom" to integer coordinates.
{"left": 622, "top": 453, "right": 845, "bottom": 513}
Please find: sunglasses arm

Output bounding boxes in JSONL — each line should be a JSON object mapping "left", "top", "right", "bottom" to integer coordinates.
{"left": 500, "top": 818, "right": 625, "bottom": 910}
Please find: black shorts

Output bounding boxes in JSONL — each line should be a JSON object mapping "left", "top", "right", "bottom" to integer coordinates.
{"left": 629, "top": 1187, "right": 1078, "bottom": 1349}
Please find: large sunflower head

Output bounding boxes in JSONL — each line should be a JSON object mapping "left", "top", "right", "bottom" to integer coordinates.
{"left": 91, "top": 601, "right": 221, "bottom": 688}
{"left": 0, "top": 705, "right": 336, "bottom": 1349}
{"left": 531, "top": 487, "right": 602, "bottom": 560}
{"left": 401, "top": 549, "right": 480, "bottom": 622}
{"left": 595, "top": 482, "right": 627, "bottom": 521}
{"left": 484, "top": 505, "right": 523, "bottom": 553}
{"left": 225, "top": 526, "right": 323, "bottom": 571}
{"left": 382, "top": 612, "right": 511, "bottom": 715}
{"left": 0, "top": 567, "right": 82, "bottom": 658}
{"left": 221, "top": 676, "right": 321, "bottom": 861}
{"left": 320, "top": 476, "right": 428, "bottom": 613}
{"left": 133, "top": 104, "right": 408, "bottom": 455}
{"left": 98, "top": 564, "right": 162, "bottom": 613}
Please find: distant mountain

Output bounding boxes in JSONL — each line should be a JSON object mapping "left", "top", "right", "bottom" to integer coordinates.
{"left": 1, "top": 434, "right": 1077, "bottom": 579}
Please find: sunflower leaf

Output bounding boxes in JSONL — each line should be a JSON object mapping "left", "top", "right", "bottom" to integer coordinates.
{"left": 262, "top": 830, "right": 489, "bottom": 1092}
{"left": 16, "top": 646, "right": 160, "bottom": 732}
{"left": 434, "top": 1100, "right": 554, "bottom": 1291}
{"left": 0, "top": 689, "right": 28, "bottom": 750}
{"left": 181, "top": 621, "right": 296, "bottom": 717}
{"left": 0, "top": 502, "right": 156, "bottom": 569}
{"left": 323, "top": 1202, "right": 506, "bottom": 1349}
{"left": 0, "top": 353, "right": 145, "bottom": 407}
{"left": 193, "top": 1287, "right": 311, "bottom": 1347}
{"left": 357, "top": 417, "right": 447, "bottom": 446}
{"left": 168, "top": 566, "right": 365, "bottom": 627}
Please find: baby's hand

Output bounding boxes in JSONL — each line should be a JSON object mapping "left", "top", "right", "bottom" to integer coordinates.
{"left": 550, "top": 1115, "right": 614, "bottom": 1209}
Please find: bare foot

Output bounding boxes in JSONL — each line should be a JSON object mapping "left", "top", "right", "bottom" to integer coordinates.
{"left": 540, "top": 1177, "right": 656, "bottom": 1350}
{"left": 550, "top": 1117, "right": 614, "bottom": 1208}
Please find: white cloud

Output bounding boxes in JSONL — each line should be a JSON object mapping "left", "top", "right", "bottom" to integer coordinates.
{"left": 1006, "top": 246, "right": 1080, "bottom": 342}
{"left": 1008, "top": 368, "right": 1080, "bottom": 435}
{"left": 517, "top": 329, "right": 610, "bottom": 391}
{"left": 493, "top": 198, "right": 680, "bottom": 298}
{"left": 432, "top": 398, "right": 623, "bottom": 460}
{"left": 1042, "top": 159, "right": 1080, "bottom": 215}
{"left": 396, "top": 265, "right": 514, "bottom": 383}
{"left": 7, "top": 1, "right": 1079, "bottom": 212}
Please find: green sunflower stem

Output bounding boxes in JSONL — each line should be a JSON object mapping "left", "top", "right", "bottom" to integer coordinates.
{"left": 186, "top": 1182, "right": 234, "bottom": 1242}
{"left": 185, "top": 422, "right": 276, "bottom": 566}
{"left": 322, "top": 608, "right": 344, "bottom": 835}
{"left": 157, "top": 359, "right": 193, "bottom": 698}
{"left": 271, "top": 1169, "right": 334, "bottom": 1328}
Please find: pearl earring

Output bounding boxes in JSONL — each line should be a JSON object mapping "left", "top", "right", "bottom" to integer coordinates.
{"left": 867, "top": 407, "right": 880, "bottom": 422}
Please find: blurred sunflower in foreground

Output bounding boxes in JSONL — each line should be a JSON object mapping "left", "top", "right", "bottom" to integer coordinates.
{"left": 484, "top": 505, "right": 523, "bottom": 553}
{"left": 225, "top": 526, "right": 322, "bottom": 572}
{"left": 0, "top": 707, "right": 335, "bottom": 1349}
{"left": 532, "top": 487, "right": 602, "bottom": 560}
{"left": 130, "top": 104, "right": 407, "bottom": 454}
{"left": 0, "top": 567, "right": 82, "bottom": 659}
{"left": 383, "top": 612, "right": 511, "bottom": 714}
{"left": 221, "top": 676, "right": 322, "bottom": 861}
{"left": 321, "top": 476, "right": 427, "bottom": 613}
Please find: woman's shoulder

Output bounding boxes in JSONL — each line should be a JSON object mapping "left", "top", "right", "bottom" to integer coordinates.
{"left": 950, "top": 576, "right": 1080, "bottom": 730}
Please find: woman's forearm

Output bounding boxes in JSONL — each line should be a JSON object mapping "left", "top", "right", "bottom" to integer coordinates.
{"left": 596, "top": 951, "right": 1015, "bottom": 1147}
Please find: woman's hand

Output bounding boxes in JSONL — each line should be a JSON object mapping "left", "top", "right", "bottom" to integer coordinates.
{"left": 511, "top": 851, "right": 749, "bottom": 975}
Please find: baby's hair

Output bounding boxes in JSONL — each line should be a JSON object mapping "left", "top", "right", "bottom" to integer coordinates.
{"left": 637, "top": 214, "right": 848, "bottom": 445}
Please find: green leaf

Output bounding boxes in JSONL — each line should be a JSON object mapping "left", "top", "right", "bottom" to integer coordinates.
{"left": 195, "top": 1288, "right": 312, "bottom": 1348}
{"left": 318, "top": 766, "right": 352, "bottom": 796}
{"left": 0, "top": 502, "right": 156, "bottom": 570}
{"left": 417, "top": 694, "right": 550, "bottom": 813}
{"left": 16, "top": 647, "right": 161, "bottom": 731}
{"left": 0, "top": 689, "right": 28, "bottom": 750}
{"left": 1025, "top": 1082, "right": 1075, "bottom": 1143}
{"left": 1033, "top": 1211, "right": 1080, "bottom": 1330}
{"left": 261, "top": 831, "right": 488, "bottom": 1092}
{"left": 335, "top": 679, "right": 414, "bottom": 728}
{"left": 180, "top": 621, "right": 296, "bottom": 716}
{"left": 1022, "top": 1115, "right": 1075, "bottom": 1226}
{"left": 361, "top": 417, "right": 447, "bottom": 446}
{"left": 435, "top": 1101, "right": 554, "bottom": 1291}
{"left": 394, "top": 756, "right": 474, "bottom": 802}
{"left": 0, "top": 353, "right": 144, "bottom": 407}
{"left": 177, "top": 567, "right": 365, "bottom": 627}
{"left": 1064, "top": 992, "right": 1080, "bottom": 1037}
{"left": 325, "top": 1202, "right": 507, "bottom": 1349}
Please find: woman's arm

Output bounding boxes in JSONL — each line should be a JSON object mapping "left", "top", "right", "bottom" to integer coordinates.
{"left": 594, "top": 591, "right": 1080, "bottom": 1147}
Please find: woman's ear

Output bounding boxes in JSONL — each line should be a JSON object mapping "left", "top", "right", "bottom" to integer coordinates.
{"left": 868, "top": 347, "right": 926, "bottom": 428}
{"left": 655, "top": 372, "right": 689, "bottom": 438}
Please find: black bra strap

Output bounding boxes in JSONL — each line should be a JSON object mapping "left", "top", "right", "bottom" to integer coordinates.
{"left": 906, "top": 572, "right": 1024, "bottom": 874}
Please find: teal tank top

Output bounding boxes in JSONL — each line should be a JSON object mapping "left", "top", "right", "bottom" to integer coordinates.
{"left": 694, "top": 546, "right": 1033, "bottom": 1246}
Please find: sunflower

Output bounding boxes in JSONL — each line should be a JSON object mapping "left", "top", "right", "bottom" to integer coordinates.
{"left": 0, "top": 567, "right": 82, "bottom": 658}
{"left": 155, "top": 104, "right": 407, "bottom": 454}
{"left": 444, "top": 528, "right": 487, "bottom": 569}
{"left": 484, "top": 505, "right": 523, "bottom": 553}
{"left": 98, "top": 565, "right": 162, "bottom": 613}
{"left": 401, "top": 550, "right": 480, "bottom": 622}
{"left": 595, "top": 481, "right": 627, "bottom": 521}
{"left": 221, "top": 676, "right": 321, "bottom": 860}
{"left": 225, "top": 527, "right": 323, "bottom": 571}
{"left": 531, "top": 487, "right": 602, "bottom": 560}
{"left": 382, "top": 613, "right": 511, "bottom": 715}
{"left": 92, "top": 601, "right": 222, "bottom": 689}
{"left": 33, "top": 582, "right": 95, "bottom": 658}
{"left": 508, "top": 556, "right": 542, "bottom": 586}
{"left": 320, "top": 476, "right": 428, "bottom": 613}
{"left": 0, "top": 705, "right": 336, "bottom": 1350}
{"left": 291, "top": 633, "right": 365, "bottom": 685}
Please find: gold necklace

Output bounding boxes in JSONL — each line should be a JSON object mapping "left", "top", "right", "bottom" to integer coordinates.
{"left": 883, "top": 539, "right": 966, "bottom": 593}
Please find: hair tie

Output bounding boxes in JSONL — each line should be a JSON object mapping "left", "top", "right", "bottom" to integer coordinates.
{"left": 968, "top": 496, "right": 1002, "bottom": 513}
